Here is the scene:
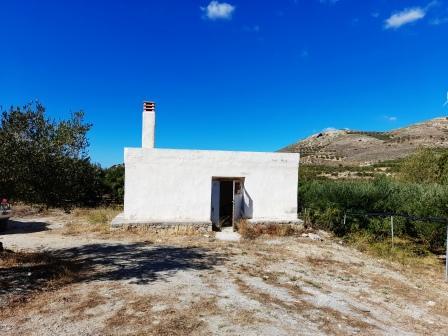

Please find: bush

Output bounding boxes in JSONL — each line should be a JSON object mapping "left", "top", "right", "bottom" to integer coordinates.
{"left": 64, "top": 207, "right": 122, "bottom": 235}
{"left": 398, "top": 147, "right": 448, "bottom": 184}
{"left": 102, "top": 164, "right": 124, "bottom": 204}
{"left": 346, "top": 231, "right": 439, "bottom": 267}
{"left": 299, "top": 176, "right": 448, "bottom": 252}
{"left": 236, "top": 220, "right": 299, "bottom": 240}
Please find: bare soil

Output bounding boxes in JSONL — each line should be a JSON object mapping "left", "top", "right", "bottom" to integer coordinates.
{"left": 1, "top": 214, "right": 448, "bottom": 335}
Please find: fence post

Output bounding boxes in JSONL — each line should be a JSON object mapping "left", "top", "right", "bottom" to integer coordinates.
{"left": 304, "top": 208, "right": 307, "bottom": 227}
{"left": 446, "top": 222, "right": 448, "bottom": 281}
{"left": 391, "top": 216, "right": 394, "bottom": 249}
{"left": 343, "top": 213, "right": 347, "bottom": 227}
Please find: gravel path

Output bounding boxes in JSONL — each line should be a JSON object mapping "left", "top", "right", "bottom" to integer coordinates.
{"left": 1, "top": 216, "right": 448, "bottom": 335}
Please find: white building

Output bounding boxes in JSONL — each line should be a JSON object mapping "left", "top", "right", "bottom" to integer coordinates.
{"left": 112, "top": 102, "right": 300, "bottom": 231}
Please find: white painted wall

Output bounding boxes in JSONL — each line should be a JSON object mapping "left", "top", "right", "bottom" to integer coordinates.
{"left": 142, "top": 111, "right": 155, "bottom": 148}
{"left": 123, "top": 148, "right": 300, "bottom": 224}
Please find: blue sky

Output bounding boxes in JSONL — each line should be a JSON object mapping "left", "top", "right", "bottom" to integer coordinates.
{"left": 1, "top": 0, "right": 447, "bottom": 167}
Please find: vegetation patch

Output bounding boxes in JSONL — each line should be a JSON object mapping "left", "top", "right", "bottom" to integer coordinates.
{"left": 103, "top": 295, "right": 215, "bottom": 336}
{"left": 300, "top": 176, "right": 448, "bottom": 252}
{"left": 236, "top": 220, "right": 302, "bottom": 240}
{"left": 346, "top": 232, "right": 441, "bottom": 269}
{"left": 347, "top": 130, "right": 394, "bottom": 141}
{"left": 0, "top": 250, "right": 81, "bottom": 311}
{"left": 63, "top": 207, "right": 122, "bottom": 235}
{"left": 0, "top": 103, "right": 125, "bottom": 210}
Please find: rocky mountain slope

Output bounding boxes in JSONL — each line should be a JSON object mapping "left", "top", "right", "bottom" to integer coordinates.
{"left": 280, "top": 117, "right": 448, "bottom": 166}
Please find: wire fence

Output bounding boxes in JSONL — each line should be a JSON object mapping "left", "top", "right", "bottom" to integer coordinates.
{"left": 299, "top": 208, "right": 448, "bottom": 281}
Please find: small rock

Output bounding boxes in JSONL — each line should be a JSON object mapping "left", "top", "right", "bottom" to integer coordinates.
{"left": 426, "top": 301, "right": 436, "bottom": 307}
{"left": 301, "top": 233, "right": 323, "bottom": 241}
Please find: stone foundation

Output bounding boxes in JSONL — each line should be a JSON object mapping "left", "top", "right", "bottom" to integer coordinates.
{"left": 111, "top": 213, "right": 212, "bottom": 234}
{"left": 246, "top": 218, "right": 303, "bottom": 226}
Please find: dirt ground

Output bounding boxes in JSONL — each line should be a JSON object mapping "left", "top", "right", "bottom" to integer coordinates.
{"left": 1, "top": 215, "right": 448, "bottom": 336}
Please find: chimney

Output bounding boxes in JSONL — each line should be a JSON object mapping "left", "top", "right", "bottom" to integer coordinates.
{"left": 142, "top": 101, "right": 155, "bottom": 148}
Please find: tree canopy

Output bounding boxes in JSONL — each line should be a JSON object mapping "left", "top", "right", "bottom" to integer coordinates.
{"left": 0, "top": 102, "right": 108, "bottom": 208}
{"left": 398, "top": 148, "right": 448, "bottom": 184}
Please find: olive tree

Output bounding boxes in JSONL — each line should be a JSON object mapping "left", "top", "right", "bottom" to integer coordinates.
{"left": 0, "top": 102, "right": 104, "bottom": 208}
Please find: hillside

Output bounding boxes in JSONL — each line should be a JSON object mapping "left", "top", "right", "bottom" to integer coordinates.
{"left": 280, "top": 117, "right": 448, "bottom": 166}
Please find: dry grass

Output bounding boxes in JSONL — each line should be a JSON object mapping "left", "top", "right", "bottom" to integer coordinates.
{"left": 0, "top": 251, "right": 80, "bottom": 284}
{"left": 11, "top": 204, "right": 53, "bottom": 217}
{"left": 233, "top": 276, "right": 297, "bottom": 309}
{"left": 0, "top": 250, "right": 79, "bottom": 288}
{"left": 103, "top": 295, "right": 217, "bottom": 336}
{"left": 67, "top": 289, "right": 108, "bottom": 321}
{"left": 62, "top": 207, "right": 209, "bottom": 237}
{"left": 233, "top": 275, "right": 373, "bottom": 334}
{"left": 149, "top": 314, "right": 205, "bottom": 336}
{"left": 3, "top": 228, "right": 448, "bottom": 335}
{"left": 0, "top": 250, "right": 56, "bottom": 268}
{"left": 62, "top": 207, "right": 122, "bottom": 235}
{"left": 149, "top": 299, "right": 217, "bottom": 336}
{"left": 305, "top": 256, "right": 364, "bottom": 269}
{"left": 104, "top": 295, "right": 154, "bottom": 330}
{"left": 229, "top": 308, "right": 269, "bottom": 326}
{"left": 0, "top": 250, "right": 81, "bottom": 316}
{"left": 346, "top": 232, "right": 442, "bottom": 271}
{"left": 237, "top": 220, "right": 302, "bottom": 240}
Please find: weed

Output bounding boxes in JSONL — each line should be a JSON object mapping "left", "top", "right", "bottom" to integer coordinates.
{"left": 0, "top": 250, "right": 81, "bottom": 316}
{"left": 63, "top": 207, "right": 121, "bottom": 235}
{"left": 346, "top": 232, "right": 441, "bottom": 269}
{"left": 237, "top": 220, "right": 301, "bottom": 240}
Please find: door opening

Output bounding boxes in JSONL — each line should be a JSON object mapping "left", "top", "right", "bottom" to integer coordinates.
{"left": 219, "top": 180, "right": 233, "bottom": 228}
{"left": 211, "top": 177, "right": 244, "bottom": 231}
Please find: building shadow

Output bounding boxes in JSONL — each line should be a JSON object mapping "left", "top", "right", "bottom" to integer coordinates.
{"left": 56, "top": 243, "right": 226, "bottom": 284}
{"left": 242, "top": 187, "right": 254, "bottom": 219}
{"left": 1, "top": 219, "right": 49, "bottom": 235}
{"left": 0, "top": 242, "right": 226, "bottom": 304}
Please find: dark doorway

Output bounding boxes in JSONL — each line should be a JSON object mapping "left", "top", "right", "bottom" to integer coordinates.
{"left": 211, "top": 177, "right": 245, "bottom": 231}
{"left": 219, "top": 180, "right": 234, "bottom": 227}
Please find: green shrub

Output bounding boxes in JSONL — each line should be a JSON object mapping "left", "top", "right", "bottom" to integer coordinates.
{"left": 299, "top": 176, "right": 448, "bottom": 252}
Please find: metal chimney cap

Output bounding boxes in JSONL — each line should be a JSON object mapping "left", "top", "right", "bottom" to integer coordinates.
{"left": 143, "top": 101, "right": 155, "bottom": 112}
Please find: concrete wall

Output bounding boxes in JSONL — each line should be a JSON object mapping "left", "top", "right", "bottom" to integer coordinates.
{"left": 142, "top": 111, "right": 155, "bottom": 148}
{"left": 123, "top": 148, "right": 300, "bottom": 224}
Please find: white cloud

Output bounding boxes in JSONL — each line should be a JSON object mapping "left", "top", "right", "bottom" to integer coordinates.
{"left": 385, "top": 7, "right": 426, "bottom": 29}
{"left": 201, "top": 1, "right": 235, "bottom": 20}
{"left": 385, "top": 116, "right": 398, "bottom": 122}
